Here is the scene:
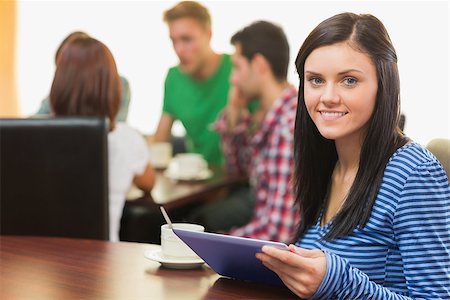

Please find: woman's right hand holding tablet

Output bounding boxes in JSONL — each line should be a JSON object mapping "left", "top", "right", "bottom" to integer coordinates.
{"left": 256, "top": 244, "right": 327, "bottom": 299}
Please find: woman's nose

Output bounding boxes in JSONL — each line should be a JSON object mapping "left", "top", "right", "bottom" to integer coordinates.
{"left": 319, "top": 84, "right": 340, "bottom": 105}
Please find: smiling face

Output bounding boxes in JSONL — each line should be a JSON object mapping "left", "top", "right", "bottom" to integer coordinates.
{"left": 168, "top": 17, "right": 211, "bottom": 76}
{"left": 303, "top": 42, "right": 378, "bottom": 144}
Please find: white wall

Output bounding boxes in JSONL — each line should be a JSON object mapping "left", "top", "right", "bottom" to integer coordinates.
{"left": 17, "top": 0, "right": 449, "bottom": 145}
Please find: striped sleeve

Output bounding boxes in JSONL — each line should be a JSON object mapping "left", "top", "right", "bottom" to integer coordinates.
{"left": 311, "top": 159, "right": 450, "bottom": 299}
{"left": 394, "top": 159, "right": 450, "bottom": 298}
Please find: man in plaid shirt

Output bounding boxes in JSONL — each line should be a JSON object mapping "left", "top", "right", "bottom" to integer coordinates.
{"left": 189, "top": 21, "right": 299, "bottom": 243}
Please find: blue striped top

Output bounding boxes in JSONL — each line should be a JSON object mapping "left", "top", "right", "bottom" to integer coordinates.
{"left": 296, "top": 143, "right": 450, "bottom": 299}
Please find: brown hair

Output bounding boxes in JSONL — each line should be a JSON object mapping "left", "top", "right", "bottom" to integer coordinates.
{"left": 163, "top": 1, "right": 211, "bottom": 29}
{"left": 231, "top": 20, "right": 290, "bottom": 81}
{"left": 50, "top": 37, "right": 121, "bottom": 130}
{"left": 54, "top": 31, "right": 90, "bottom": 65}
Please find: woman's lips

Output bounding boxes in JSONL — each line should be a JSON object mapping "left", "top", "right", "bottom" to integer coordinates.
{"left": 319, "top": 110, "right": 348, "bottom": 120}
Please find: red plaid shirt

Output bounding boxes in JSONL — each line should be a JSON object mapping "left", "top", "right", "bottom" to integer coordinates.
{"left": 214, "top": 86, "right": 299, "bottom": 243}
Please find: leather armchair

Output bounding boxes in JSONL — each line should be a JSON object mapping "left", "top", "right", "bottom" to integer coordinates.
{"left": 0, "top": 117, "right": 109, "bottom": 240}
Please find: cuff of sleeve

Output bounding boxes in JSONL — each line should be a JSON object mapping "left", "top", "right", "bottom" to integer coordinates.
{"left": 213, "top": 110, "right": 251, "bottom": 135}
{"left": 309, "top": 251, "right": 342, "bottom": 300}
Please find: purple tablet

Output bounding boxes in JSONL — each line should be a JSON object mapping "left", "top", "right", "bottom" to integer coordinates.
{"left": 173, "top": 229, "right": 288, "bottom": 286}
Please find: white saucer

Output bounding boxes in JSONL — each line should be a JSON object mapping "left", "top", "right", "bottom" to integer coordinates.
{"left": 163, "top": 169, "right": 213, "bottom": 181}
{"left": 143, "top": 249, "right": 204, "bottom": 269}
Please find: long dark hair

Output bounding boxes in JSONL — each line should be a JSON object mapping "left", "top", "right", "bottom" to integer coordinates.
{"left": 50, "top": 37, "right": 121, "bottom": 130}
{"left": 293, "top": 13, "right": 408, "bottom": 240}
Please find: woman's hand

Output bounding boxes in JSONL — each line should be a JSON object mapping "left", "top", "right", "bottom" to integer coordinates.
{"left": 256, "top": 244, "right": 327, "bottom": 299}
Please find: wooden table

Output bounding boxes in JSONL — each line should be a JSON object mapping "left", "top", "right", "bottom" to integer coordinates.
{"left": 153, "top": 164, "right": 245, "bottom": 209}
{"left": 122, "top": 165, "right": 247, "bottom": 243}
{"left": 126, "top": 164, "right": 247, "bottom": 211}
{"left": 0, "top": 236, "right": 297, "bottom": 299}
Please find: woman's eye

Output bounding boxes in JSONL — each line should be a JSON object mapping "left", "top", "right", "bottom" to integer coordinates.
{"left": 343, "top": 77, "right": 358, "bottom": 86}
{"left": 308, "top": 77, "right": 323, "bottom": 86}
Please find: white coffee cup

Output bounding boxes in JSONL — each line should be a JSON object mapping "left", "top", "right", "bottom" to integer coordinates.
{"left": 167, "top": 153, "right": 207, "bottom": 178}
{"left": 160, "top": 223, "right": 204, "bottom": 260}
{"left": 148, "top": 142, "right": 173, "bottom": 169}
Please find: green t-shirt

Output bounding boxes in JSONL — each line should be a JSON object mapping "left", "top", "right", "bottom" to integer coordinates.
{"left": 163, "top": 54, "right": 232, "bottom": 164}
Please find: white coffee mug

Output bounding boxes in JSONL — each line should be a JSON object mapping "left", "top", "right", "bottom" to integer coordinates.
{"left": 148, "top": 142, "right": 173, "bottom": 168}
{"left": 167, "top": 153, "right": 207, "bottom": 178}
{"left": 160, "top": 223, "right": 204, "bottom": 260}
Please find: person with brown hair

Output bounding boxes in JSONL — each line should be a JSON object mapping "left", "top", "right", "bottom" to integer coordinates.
{"left": 152, "top": 1, "right": 235, "bottom": 164}
{"left": 36, "top": 31, "right": 131, "bottom": 122}
{"left": 256, "top": 13, "right": 450, "bottom": 299}
{"left": 188, "top": 21, "right": 298, "bottom": 243}
{"left": 50, "top": 37, "right": 155, "bottom": 242}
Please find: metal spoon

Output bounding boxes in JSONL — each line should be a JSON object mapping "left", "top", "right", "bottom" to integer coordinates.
{"left": 159, "top": 206, "right": 173, "bottom": 229}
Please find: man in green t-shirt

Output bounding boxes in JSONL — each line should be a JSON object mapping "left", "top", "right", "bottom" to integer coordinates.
{"left": 152, "top": 1, "right": 230, "bottom": 164}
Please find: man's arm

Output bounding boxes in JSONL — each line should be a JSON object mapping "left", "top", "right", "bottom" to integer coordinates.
{"left": 151, "top": 113, "right": 174, "bottom": 143}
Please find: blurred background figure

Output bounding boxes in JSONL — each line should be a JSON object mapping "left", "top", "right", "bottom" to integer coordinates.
{"left": 50, "top": 36, "right": 155, "bottom": 241}
{"left": 188, "top": 21, "right": 299, "bottom": 243}
{"left": 35, "top": 31, "right": 131, "bottom": 122}
{"left": 151, "top": 1, "right": 232, "bottom": 165}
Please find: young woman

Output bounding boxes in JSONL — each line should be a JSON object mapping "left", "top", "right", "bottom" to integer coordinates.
{"left": 50, "top": 37, "right": 155, "bottom": 242}
{"left": 36, "top": 31, "right": 131, "bottom": 122}
{"left": 256, "top": 13, "right": 450, "bottom": 299}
